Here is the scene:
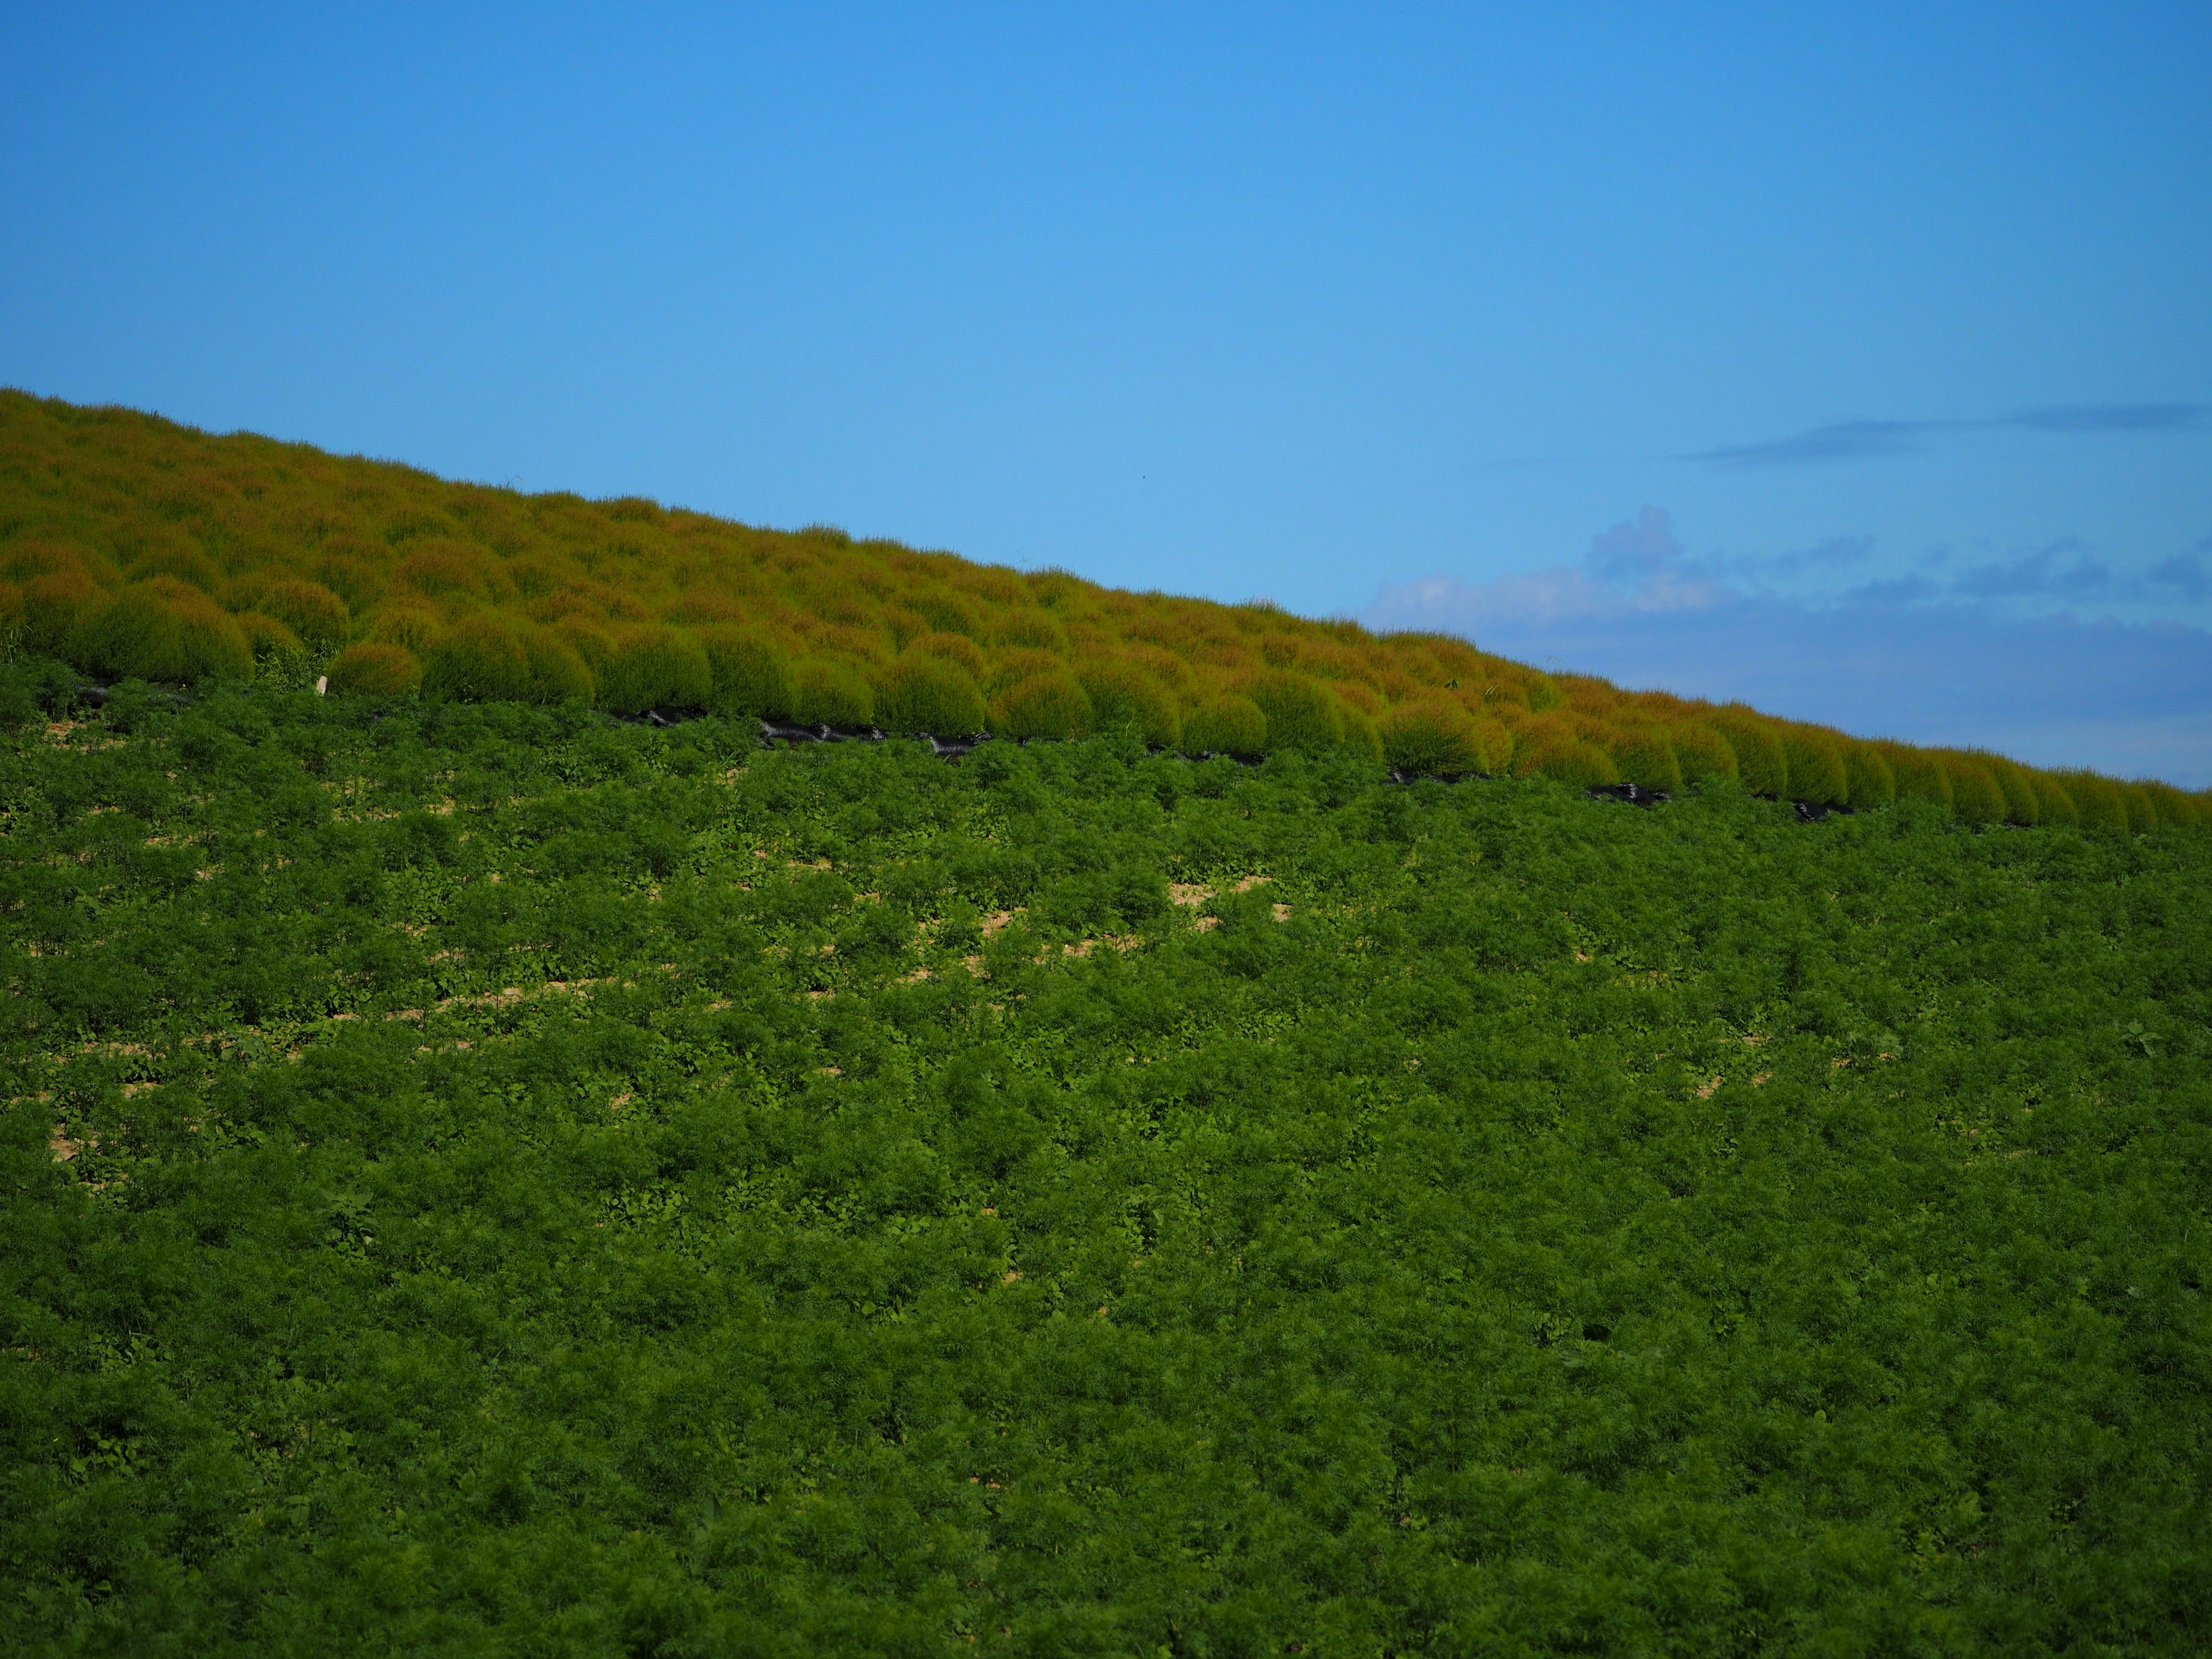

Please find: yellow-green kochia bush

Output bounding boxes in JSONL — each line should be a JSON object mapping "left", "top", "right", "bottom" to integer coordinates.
{"left": 698, "top": 628, "right": 794, "bottom": 719}
{"left": 1711, "top": 710, "right": 1787, "bottom": 798}
{"left": 65, "top": 580, "right": 253, "bottom": 684}
{"left": 1181, "top": 694, "right": 1267, "bottom": 758}
{"left": 791, "top": 660, "right": 876, "bottom": 728}
{"left": 1780, "top": 726, "right": 1848, "bottom": 806}
{"left": 325, "top": 641, "right": 422, "bottom": 698}
{"left": 1668, "top": 724, "right": 1737, "bottom": 787}
{"left": 1245, "top": 672, "right": 1344, "bottom": 754}
{"left": 874, "top": 656, "right": 988, "bottom": 736}
{"left": 1074, "top": 661, "right": 1179, "bottom": 749}
{"left": 1380, "top": 699, "right": 1487, "bottom": 776}
{"left": 1611, "top": 728, "right": 1684, "bottom": 794}
{"left": 1948, "top": 756, "right": 2008, "bottom": 827}
{"left": 1843, "top": 742, "right": 1896, "bottom": 810}
{"left": 992, "top": 671, "right": 1093, "bottom": 741}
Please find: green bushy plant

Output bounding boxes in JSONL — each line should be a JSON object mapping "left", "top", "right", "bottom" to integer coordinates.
{"left": 1948, "top": 757, "right": 2008, "bottom": 827}
{"left": 522, "top": 630, "right": 594, "bottom": 704}
{"left": 2031, "top": 774, "right": 2079, "bottom": 827}
{"left": 325, "top": 641, "right": 422, "bottom": 699}
{"left": 1842, "top": 741, "right": 1896, "bottom": 810}
{"left": 1779, "top": 726, "right": 1848, "bottom": 805}
{"left": 1711, "top": 710, "right": 1787, "bottom": 797}
{"left": 63, "top": 579, "right": 252, "bottom": 684}
{"left": 992, "top": 671, "right": 1093, "bottom": 740}
{"left": 791, "top": 659, "right": 876, "bottom": 727}
{"left": 2065, "top": 772, "right": 2131, "bottom": 833}
{"left": 1667, "top": 724, "right": 1738, "bottom": 788}
{"left": 699, "top": 628, "right": 794, "bottom": 718}
{"left": 1181, "top": 694, "right": 1267, "bottom": 757}
{"left": 1611, "top": 727, "right": 1684, "bottom": 794}
{"left": 2123, "top": 785, "right": 2158, "bottom": 833}
{"left": 1986, "top": 756, "right": 2040, "bottom": 825}
{"left": 258, "top": 577, "right": 353, "bottom": 650}
{"left": 1246, "top": 671, "right": 1344, "bottom": 753}
{"left": 422, "top": 614, "right": 533, "bottom": 702}
{"left": 875, "top": 656, "right": 988, "bottom": 736}
{"left": 1885, "top": 744, "right": 1953, "bottom": 811}
{"left": 595, "top": 626, "right": 711, "bottom": 713}
{"left": 1075, "top": 661, "right": 1179, "bottom": 748}
{"left": 1380, "top": 699, "right": 1484, "bottom": 776}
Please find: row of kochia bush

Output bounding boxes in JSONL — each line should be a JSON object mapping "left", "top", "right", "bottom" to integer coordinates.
{"left": 3, "top": 566, "right": 2202, "bottom": 834}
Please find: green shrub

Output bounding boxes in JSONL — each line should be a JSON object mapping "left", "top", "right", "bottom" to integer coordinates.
{"left": 699, "top": 628, "right": 794, "bottom": 717}
{"left": 1338, "top": 703, "right": 1384, "bottom": 761}
{"left": 1611, "top": 728, "right": 1684, "bottom": 794}
{"left": 1843, "top": 742, "right": 1896, "bottom": 809}
{"left": 1247, "top": 672, "right": 1344, "bottom": 753}
{"left": 1381, "top": 699, "right": 1484, "bottom": 776}
{"left": 2065, "top": 772, "right": 2131, "bottom": 833}
{"left": 1886, "top": 744, "right": 1953, "bottom": 811}
{"left": 65, "top": 581, "right": 253, "bottom": 684}
{"left": 522, "top": 630, "right": 594, "bottom": 704}
{"left": 596, "top": 626, "right": 711, "bottom": 713}
{"left": 1668, "top": 724, "right": 1738, "bottom": 787}
{"left": 1711, "top": 710, "right": 1787, "bottom": 797}
{"left": 1182, "top": 695, "right": 1267, "bottom": 758}
{"left": 259, "top": 578, "right": 352, "bottom": 650}
{"left": 0, "top": 580, "right": 26, "bottom": 655}
{"left": 2122, "top": 785, "right": 2158, "bottom": 834}
{"left": 1077, "top": 661, "right": 1180, "bottom": 749}
{"left": 1779, "top": 726, "right": 1848, "bottom": 805}
{"left": 422, "top": 615, "right": 532, "bottom": 702}
{"left": 993, "top": 672, "right": 1093, "bottom": 741}
{"left": 23, "top": 568, "right": 104, "bottom": 655}
{"left": 2032, "top": 774, "right": 2079, "bottom": 827}
{"left": 1985, "top": 757, "right": 2040, "bottom": 825}
{"left": 876, "top": 656, "right": 988, "bottom": 736}
{"left": 325, "top": 642, "right": 422, "bottom": 699}
{"left": 1948, "top": 758, "right": 2007, "bottom": 827}
{"left": 791, "top": 660, "right": 876, "bottom": 728}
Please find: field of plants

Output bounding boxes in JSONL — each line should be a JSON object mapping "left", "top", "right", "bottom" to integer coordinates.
{"left": 5, "top": 674, "right": 2208, "bottom": 1656}
{"left": 3, "top": 389, "right": 2206, "bottom": 827}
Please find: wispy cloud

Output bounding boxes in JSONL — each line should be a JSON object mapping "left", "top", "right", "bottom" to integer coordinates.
{"left": 1692, "top": 403, "right": 2208, "bottom": 467}
{"left": 1361, "top": 507, "right": 2212, "bottom": 785}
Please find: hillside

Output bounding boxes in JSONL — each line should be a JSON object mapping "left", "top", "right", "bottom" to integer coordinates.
{"left": 5, "top": 684, "right": 2210, "bottom": 1652}
{"left": 2, "top": 389, "right": 2204, "bottom": 828}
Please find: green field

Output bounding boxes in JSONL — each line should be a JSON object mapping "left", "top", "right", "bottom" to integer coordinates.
{"left": 4, "top": 680, "right": 2209, "bottom": 1656}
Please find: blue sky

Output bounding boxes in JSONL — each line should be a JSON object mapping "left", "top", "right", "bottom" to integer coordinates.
{"left": 5, "top": 5, "right": 2209, "bottom": 779}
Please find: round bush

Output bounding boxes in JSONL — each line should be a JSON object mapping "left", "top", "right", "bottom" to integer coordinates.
{"left": 326, "top": 642, "right": 422, "bottom": 699}
{"left": 260, "top": 578, "right": 352, "bottom": 650}
{"left": 876, "top": 656, "right": 988, "bottom": 736}
{"left": 2064, "top": 773, "right": 2130, "bottom": 833}
{"left": 1948, "top": 759, "right": 2007, "bottom": 827}
{"left": 1843, "top": 743, "right": 1896, "bottom": 809}
{"left": 22, "top": 568, "right": 101, "bottom": 655}
{"left": 1986, "top": 758, "right": 2040, "bottom": 825}
{"left": 2122, "top": 786, "right": 2157, "bottom": 834}
{"left": 0, "top": 581, "right": 24, "bottom": 652}
{"left": 596, "top": 626, "right": 711, "bottom": 713}
{"left": 910, "top": 630, "right": 987, "bottom": 680}
{"left": 1668, "top": 725, "right": 1738, "bottom": 787}
{"left": 1337, "top": 704, "right": 1384, "bottom": 762}
{"left": 1610, "top": 728, "right": 1684, "bottom": 794}
{"left": 422, "top": 615, "right": 532, "bottom": 702}
{"left": 1884, "top": 745, "right": 1952, "bottom": 810}
{"left": 1246, "top": 672, "right": 1345, "bottom": 753}
{"left": 993, "top": 672, "right": 1094, "bottom": 741}
{"left": 698, "top": 628, "right": 794, "bottom": 718}
{"left": 1181, "top": 695, "right": 1267, "bottom": 759}
{"left": 1779, "top": 727, "right": 1848, "bottom": 805}
{"left": 2032, "top": 774, "right": 2079, "bottom": 827}
{"left": 65, "top": 581, "right": 252, "bottom": 684}
{"left": 1077, "top": 661, "right": 1180, "bottom": 749}
{"left": 522, "top": 630, "right": 594, "bottom": 704}
{"left": 1709, "top": 712, "right": 1787, "bottom": 797}
{"left": 791, "top": 660, "right": 876, "bottom": 728}
{"left": 1381, "top": 700, "right": 1484, "bottom": 776}
{"left": 1517, "top": 734, "right": 1619, "bottom": 787}
{"left": 993, "top": 611, "right": 1069, "bottom": 653}
{"left": 371, "top": 603, "right": 444, "bottom": 654}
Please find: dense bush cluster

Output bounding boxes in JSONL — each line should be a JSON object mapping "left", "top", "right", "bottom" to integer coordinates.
{"left": 3, "top": 688, "right": 2208, "bottom": 1652}
{"left": 5, "top": 390, "right": 2205, "bottom": 828}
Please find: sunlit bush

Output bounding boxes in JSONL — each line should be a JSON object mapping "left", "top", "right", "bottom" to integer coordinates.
{"left": 791, "top": 659, "right": 876, "bottom": 728}
{"left": 2032, "top": 774, "right": 2080, "bottom": 827}
{"left": 1843, "top": 742, "right": 1896, "bottom": 810}
{"left": 1611, "top": 727, "right": 1684, "bottom": 794}
{"left": 2064, "top": 772, "right": 2131, "bottom": 833}
{"left": 1779, "top": 726, "right": 1847, "bottom": 805}
{"left": 992, "top": 671, "right": 1093, "bottom": 741}
{"left": 1182, "top": 695, "right": 1267, "bottom": 758}
{"left": 1710, "top": 711, "right": 1787, "bottom": 797}
{"left": 595, "top": 626, "right": 711, "bottom": 713}
{"left": 325, "top": 641, "right": 422, "bottom": 699}
{"left": 1948, "top": 757, "right": 2007, "bottom": 828}
{"left": 1074, "top": 661, "right": 1179, "bottom": 748}
{"left": 699, "top": 628, "right": 794, "bottom": 718}
{"left": 1984, "top": 756, "right": 2040, "bottom": 826}
{"left": 64, "top": 580, "right": 252, "bottom": 684}
{"left": 1380, "top": 699, "right": 1484, "bottom": 776}
{"left": 259, "top": 578, "right": 352, "bottom": 650}
{"left": 875, "top": 656, "right": 988, "bottom": 736}
{"left": 1668, "top": 724, "right": 1738, "bottom": 788}
{"left": 1246, "top": 672, "right": 1344, "bottom": 753}
{"left": 422, "top": 615, "right": 533, "bottom": 702}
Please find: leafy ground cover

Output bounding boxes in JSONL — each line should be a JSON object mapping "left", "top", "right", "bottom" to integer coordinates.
{"left": 3, "top": 685, "right": 2209, "bottom": 1656}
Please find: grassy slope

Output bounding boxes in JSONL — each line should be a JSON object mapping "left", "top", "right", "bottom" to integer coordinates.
{"left": 3, "top": 388, "right": 2206, "bottom": 827}
{"left": 3, "top": 688, "right": 2208, "bottom": 1655}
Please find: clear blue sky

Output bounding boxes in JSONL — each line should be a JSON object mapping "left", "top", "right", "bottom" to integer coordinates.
{"left": 6, "top": 5, "right": 2209, "bottom": 778}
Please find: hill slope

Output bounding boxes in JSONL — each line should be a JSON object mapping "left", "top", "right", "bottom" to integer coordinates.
{"left": 2, "top": 389, "right": 2204, "bottom": 828}
{"left": 4, "top": 688, "right": 2209, "bottom": 1652}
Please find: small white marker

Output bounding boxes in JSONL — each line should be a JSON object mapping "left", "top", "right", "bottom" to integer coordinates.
{"left": 315, "top": 676, "right": 328, "bottom": 695}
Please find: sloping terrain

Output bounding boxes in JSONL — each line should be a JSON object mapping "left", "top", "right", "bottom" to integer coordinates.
{"left": 4, "top": 688, "right": 2207, "bottom": 1654}
{"left": 2, "top": 389, "right": 2204, "bottom": 828}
